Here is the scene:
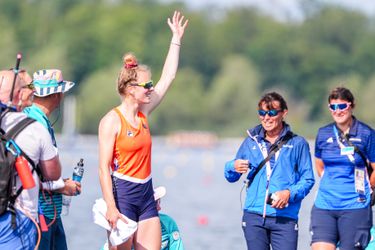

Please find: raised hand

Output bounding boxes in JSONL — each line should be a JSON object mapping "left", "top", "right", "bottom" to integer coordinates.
{"left": 167, "top": 11, "right": 189, "bottom": 40}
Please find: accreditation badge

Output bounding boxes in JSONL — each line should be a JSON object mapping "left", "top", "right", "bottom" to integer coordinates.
{"left": 341, "top": 146, "right": 354, "bottom": 156}
{"left": 355, "top": 168, "right": 365, "bottom": 195}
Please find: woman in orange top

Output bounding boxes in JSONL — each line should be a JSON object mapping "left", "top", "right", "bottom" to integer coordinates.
{"left": 98, "top": 11, "right": 188, "bottom": 250}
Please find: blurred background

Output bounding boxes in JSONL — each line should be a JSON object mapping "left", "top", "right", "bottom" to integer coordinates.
{"left": 1, "top": 0, "right": 375, "bottom": 249}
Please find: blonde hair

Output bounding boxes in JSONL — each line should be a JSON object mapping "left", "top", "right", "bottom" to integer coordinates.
{"left": 117, "top": 53, "right": 150, "bottom": 95}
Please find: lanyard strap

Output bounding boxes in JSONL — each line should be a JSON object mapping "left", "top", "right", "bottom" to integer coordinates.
{"left": 333, "top": 125, "right": 369, "bottom": 197}
{"left": 251, "top": 131, "right": 294, "bottom": 181}
{"left": 333, "top": 125, "right": 355, "bottom": 163}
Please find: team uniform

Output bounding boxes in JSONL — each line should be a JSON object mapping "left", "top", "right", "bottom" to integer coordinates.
{"left": 160, "top": 213, "right": 184, "bottom": 250}
{"left": 225, "top": 123, "right": 315, "bottom": 250}
{"left": 111, "top": 108, "right": 158, "bottom": 222}
{"left": 0, "top": 112, "right": 57, "bottom": 250}
{"left": 24, "top": 104, "right": 67, "bottom": 250}
{"left": 311, "top": 117, "right": 375, "bottom": 249}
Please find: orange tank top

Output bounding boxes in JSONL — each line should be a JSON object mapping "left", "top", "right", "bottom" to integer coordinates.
{"left": 112, "top": 108, "right": 152, "bottom": 183}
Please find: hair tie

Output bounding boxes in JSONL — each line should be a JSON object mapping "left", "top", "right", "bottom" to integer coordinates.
{"left": 124, "top": 62, "right": 138, "bottom": 69}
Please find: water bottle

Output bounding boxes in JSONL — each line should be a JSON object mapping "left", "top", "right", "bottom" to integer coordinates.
{"left": 62, "top": 159, "right": 84, "bottom": 216}
{"left": 72, "top": 158, "right": 84, "bottom": 185}
{"left": 15, "top": 155, "right": 35, "bottom": 189}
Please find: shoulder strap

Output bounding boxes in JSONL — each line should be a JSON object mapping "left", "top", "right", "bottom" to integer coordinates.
{"left": 3, "top": 117, "right": 36, "bottom": 140}
{"left": 342, "top": 134, "right": 371, "bottom": 175}
{"left": 251, "top": 131, "right": 295, "bottom": 178}
{"left": 2, "top": 117, "right": 43, "bottom": 178}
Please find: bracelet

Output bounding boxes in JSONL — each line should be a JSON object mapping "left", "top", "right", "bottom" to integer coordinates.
{"left": 171, "top": 42, "right": 181, "bottom": 46}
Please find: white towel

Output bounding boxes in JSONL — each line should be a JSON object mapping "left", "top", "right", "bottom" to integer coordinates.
{"left": 92, "top": 198, "right": 137, "bottom": 246}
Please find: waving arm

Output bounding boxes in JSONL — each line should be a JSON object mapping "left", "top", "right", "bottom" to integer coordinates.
{"left": 142, "top": 11, "right": 188, "bottom": 115}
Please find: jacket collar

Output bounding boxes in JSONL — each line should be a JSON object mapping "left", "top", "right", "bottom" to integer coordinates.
{"left": 247, "top": 122, "right": 291, "bottom": 143}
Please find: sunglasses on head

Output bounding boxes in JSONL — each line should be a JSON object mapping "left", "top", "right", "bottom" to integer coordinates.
{"left": 328, "top": 103, "right": 351, "bottom": 111}
{"left": 129, "top": 81, "right": 153, "bottom": 89}
{"left": 258, "top": 109, "right": 282, "bottom": 117}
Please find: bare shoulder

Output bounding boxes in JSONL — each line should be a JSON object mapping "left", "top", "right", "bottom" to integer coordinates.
{"left": 99, "top": 109, "right": 120, "bottom": 134}
{"left": 100, "top": 110, "right": 120, "bottom": 125}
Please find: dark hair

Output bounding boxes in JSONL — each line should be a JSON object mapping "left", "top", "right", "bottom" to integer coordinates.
{"left": 258, "top": 92, "right": 288, "bottom": 111}
{"left": 328, "top": 87, "right": 355, "bottom": 108}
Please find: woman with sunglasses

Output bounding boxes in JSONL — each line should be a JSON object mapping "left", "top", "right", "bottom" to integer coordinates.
{"left": 311, "top": 87, "right": 375, "bottom": 250}
{"left": 224, "top": 92, "right": 315, "bottom": 250}
{"left": 98, "top": 11, "right": 188, "bottom": 250}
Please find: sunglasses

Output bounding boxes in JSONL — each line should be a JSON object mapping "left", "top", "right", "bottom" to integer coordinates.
{"left": 22, "top": 82, "right": 35, "bottom": 91}
{"left": 329, "top": 103, "right": 351, "bottom": 111}
{"left": 129, "top": 81, "right": 153, "bottom": 90}
{"left": 258, "top": 109, "right": 282, "bottom": 117}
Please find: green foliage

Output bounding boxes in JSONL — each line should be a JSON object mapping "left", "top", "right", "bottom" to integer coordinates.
{"left": 150, "top": 67, "right": 206, "bottom": 134}
{"left": 1, "top": 1, "right": 375, "bottom": 137}
{"left": 76, "top": 64, "right": 120, "bottom": 134}
{"left": 205, "top": 55, "right": 261, "bottom": 136}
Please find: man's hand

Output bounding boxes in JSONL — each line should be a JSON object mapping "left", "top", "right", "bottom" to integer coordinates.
{"left": 234, "top": 159, "right": 249, "bottom": 174}
{"left": 271, "top": 190, "right": 290, "bottom": 209}
{"left": 57, "top": 178, "right": 81, "bottom": 196}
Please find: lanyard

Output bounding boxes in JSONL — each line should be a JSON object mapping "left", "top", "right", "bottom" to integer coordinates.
{"left": 255, "top": 139, "right": 280, "bottom": 218}
{"left": 333, "top": 125, "right": 366, "bottom": 197}
{"left": 333, "top": 125, "right": 355, "bottom": 162}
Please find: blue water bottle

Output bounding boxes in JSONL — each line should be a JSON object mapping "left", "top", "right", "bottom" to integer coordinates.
{"left": 72, "top": 159, "right": 84, "bottom": 192}
{"left": 62, "top": 159, "right": 84, "bottom": 215}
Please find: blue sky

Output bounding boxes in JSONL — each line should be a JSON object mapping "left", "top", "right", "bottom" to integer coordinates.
{"left": 160, "top": 0, "right": 375, "bottom": 22}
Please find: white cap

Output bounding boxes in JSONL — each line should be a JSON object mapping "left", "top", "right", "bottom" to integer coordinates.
{"left": 154, "top": 186, "right": 166, "bottom": 201}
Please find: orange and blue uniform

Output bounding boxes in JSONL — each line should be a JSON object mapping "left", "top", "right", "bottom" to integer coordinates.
{"left": 111, "top": 108, "right": 158, "bottom": 222}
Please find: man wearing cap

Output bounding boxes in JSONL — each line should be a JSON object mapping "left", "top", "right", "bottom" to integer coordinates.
{"left": 154, "top": 186, "right": 184, "bottom": 250}
{"left": 0, "top": 69, "right": 62, "bottom": 249}
{"left": 23, "top": 69, "right": 80, "bottom": 250}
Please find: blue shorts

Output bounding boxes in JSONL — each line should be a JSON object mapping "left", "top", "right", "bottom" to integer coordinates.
{"left": 310, "top": 205, "right": 372, "bottom": 249}
{"left": 38, "top": 217, "right": 67, "bottom": 250}
{"left": 112, "top": 177, "right": 158, "bottom": 222}
{"left": 0, "top": 210, "right": 37, "bottom": 250}
{"left": 242, "top": 212, "right": 298, "bottom": 250}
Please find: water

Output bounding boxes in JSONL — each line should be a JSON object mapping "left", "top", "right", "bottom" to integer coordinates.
{"left": 55, "top": 135, "right": 345, "bottom": 249}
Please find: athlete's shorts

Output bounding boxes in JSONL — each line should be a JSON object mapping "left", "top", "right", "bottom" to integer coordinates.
{"left": 310, "top": 205, "right": 372, "bottom": 249}
{"left": 0, "top": 209, "right": 37, "bottom": 250}
{"left": 242, "top": 211, "right": 298, "bottom": 250}
{"left": 112, "top": 177, "right": 158, "bottom": 222}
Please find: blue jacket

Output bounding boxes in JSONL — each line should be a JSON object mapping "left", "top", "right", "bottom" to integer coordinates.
{"left": 224, "top": 124, "right": 315, "bottom": 220}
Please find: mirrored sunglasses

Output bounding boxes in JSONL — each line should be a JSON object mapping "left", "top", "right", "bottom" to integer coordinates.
{"left": 130, "top": 81, "right": 153, "bottom": 89}
{"left": 258, "top": 109, "right": 282, "bottom": 117}
{"left": 329, "top": 103, "right": 350, "bottom": 111}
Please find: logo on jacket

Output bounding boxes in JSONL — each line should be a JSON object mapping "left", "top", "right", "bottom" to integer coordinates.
{"left": 172, "top": 231, "right": 180, "bottom": 240}
{"left": 326, "top": 137, "right": 333, "bottom": 143}
{"left": 127, "top": 130, "right": 134, "bottom": 137}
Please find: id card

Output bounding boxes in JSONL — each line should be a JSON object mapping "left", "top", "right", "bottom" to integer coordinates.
{"left": 355, "top": 168, "right": 365, "bottom": 195}
{"left": 341, "top": 146, "right": 354, "bottom": 156}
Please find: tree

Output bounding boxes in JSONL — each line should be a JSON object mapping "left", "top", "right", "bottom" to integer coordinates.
{"left": 150, "top": 67, "right": 206, "bottom": 134}
{"left": 76, "top": 64, "right": 120, "bottom": 134}
{"left": 205, "top": 54, "right": 261, "bottom": 136}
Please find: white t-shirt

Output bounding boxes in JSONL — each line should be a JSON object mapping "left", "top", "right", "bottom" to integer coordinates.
{"left": 1, "top": 112, "right": 57, "bottom": 218}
